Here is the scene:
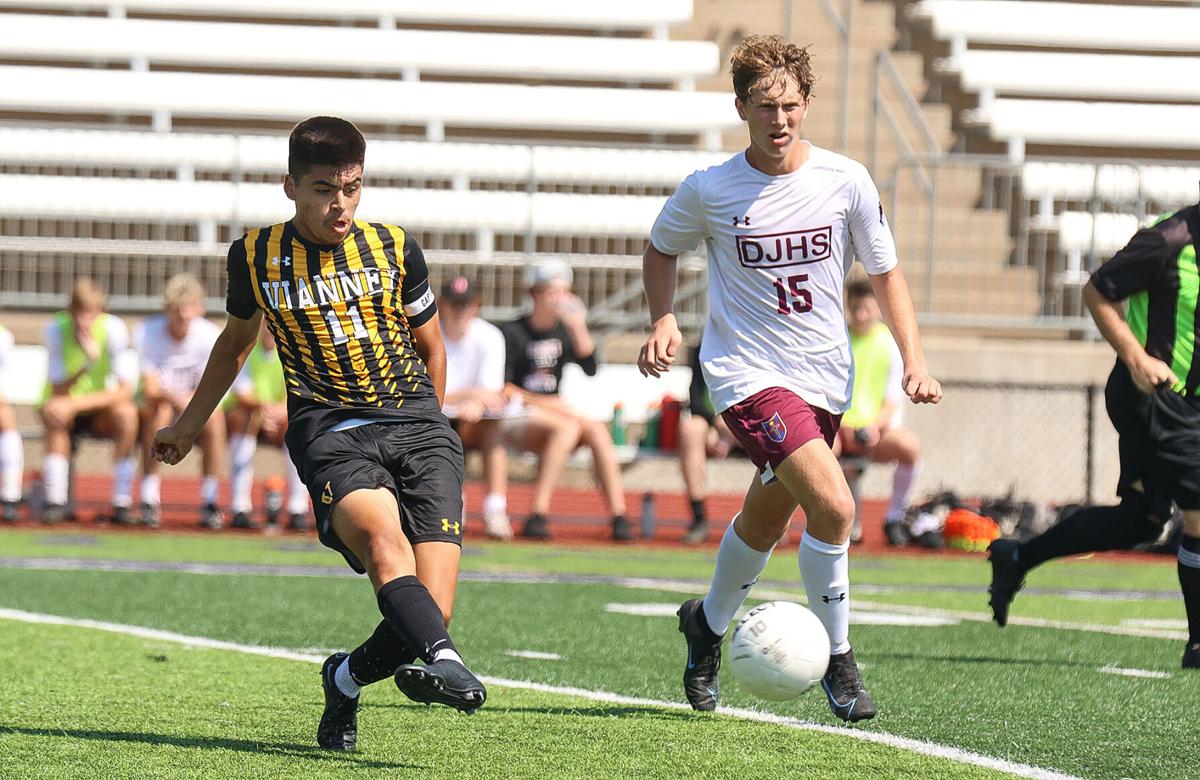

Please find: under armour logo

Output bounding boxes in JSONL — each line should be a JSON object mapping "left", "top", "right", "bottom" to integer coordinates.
{"left": 271, "top": 256, "right": 292, "bottom": 267}
{"left": 441, "top": 518, "right": 461, "bottom": 535}
{"left": 732, "top": 215, "right": 751, "bottom": 226}
{"left": 821, "top": 593, "right": 847, "bottom": 603}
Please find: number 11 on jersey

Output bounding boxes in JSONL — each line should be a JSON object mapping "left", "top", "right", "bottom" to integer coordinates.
{"left": 324, "top": 304, "right": 369, "bottom": 345}
{"left": 773, "top": 274, "right": 812, "bottom": 315}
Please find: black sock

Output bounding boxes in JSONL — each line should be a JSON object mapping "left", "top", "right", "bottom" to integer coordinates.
{"left": 376, "top": 575, "right": 458, "bottom": 664}
{"left": 347, "top": 620, "right": 417, "bottom": 686}
{"left": 1016, "top": 504, "right": 1161, "bottom": 571}
{"left": 696, "top": 601, "right": 720, "bottom": 641}
{"left": 690, "top": 499, "right": 706, "bottom": 526}
{"left": 1178, "top": 534, "right": 1200, "bottom": 646}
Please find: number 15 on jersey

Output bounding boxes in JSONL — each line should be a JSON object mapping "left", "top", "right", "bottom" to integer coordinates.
{"left": 773, "top": 274, "right": 812, "bottom": 315}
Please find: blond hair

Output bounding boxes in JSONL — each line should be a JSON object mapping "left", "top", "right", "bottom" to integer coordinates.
{"left": 68, "top": 278, "right": 107, "bottom": 313}
{"left": 163, "top": 273, "right": 206, "bottom": 308}
{"left": 730, "top": 35, "right": 815, "bottom": 103}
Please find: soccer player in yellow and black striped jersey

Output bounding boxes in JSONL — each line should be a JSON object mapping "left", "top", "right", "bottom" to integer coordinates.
{"left": 988, "top": 200, "right": 1200, "bottom": 671}
{"left": 151, "top": 116, "right": 485, "bottom": 751}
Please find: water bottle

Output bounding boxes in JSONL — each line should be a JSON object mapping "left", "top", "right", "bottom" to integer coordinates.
{"left": 609, "top": 403, "right": 627, "bottom": 446}
{"left": 641, "top": 492, "right": 656, "bottom": 539}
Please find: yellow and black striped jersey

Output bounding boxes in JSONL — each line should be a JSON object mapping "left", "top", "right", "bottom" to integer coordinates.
{"left": 225, "top": 219, "right": 441, "bottom": 437}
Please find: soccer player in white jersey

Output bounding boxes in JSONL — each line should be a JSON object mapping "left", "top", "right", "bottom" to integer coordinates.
{"left": 639, "top": 35, "right": 942, "bottom": 722}
{"left": 137, "top": 274, "right": 226, "bottom": 529}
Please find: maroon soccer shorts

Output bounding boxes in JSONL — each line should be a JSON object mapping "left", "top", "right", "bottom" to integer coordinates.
{"left": 720, "top": 386, "right": 841, "bottom": 482}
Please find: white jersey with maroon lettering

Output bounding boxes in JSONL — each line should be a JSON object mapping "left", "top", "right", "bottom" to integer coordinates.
{"left": 650, "top": 143, "right": 898, "bottom": 415}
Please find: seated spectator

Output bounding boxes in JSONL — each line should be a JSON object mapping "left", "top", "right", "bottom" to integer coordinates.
{"left": 225, "top": 319, "right": 310, "bottom": 532}
{"left": 439, "top": 275, "right": 512, "bottom": 540}
{"left": 677, "top": 334, "right": 743, "bottom": 544}
{"left": 838, "top": 279, "right": 923, "bottom": 546}
{"left": 137, "top": 274, "right": 225, "bottom": 529}
{"left": 0, "top": 323, "right": 22, "bottom": 521}
{"left": 40, "top": 279, "right": 139, "bottom": 524}
{"left": 501, "top": 259, "right": 632, "bottom": 542}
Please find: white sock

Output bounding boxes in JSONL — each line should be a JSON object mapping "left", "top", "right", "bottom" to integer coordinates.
{"left": 333, "top": 656, "right": 361, "bottom": 698}
{"left": 433, "top": 648, "right": 463, "bottom": 665}
{"left": 201, "top": 476, "right": 220, "bottom": 507}
{"left": 799, "top": 532, "right": 851, "bottom": 655}
{"left": 483, "top": 492, "right": 507, "bottom": 517}
{"left": 885, "top": 462, "right": 921, "bottom": 524}
{"left": 701, "top": 515, "right": 773, "bottom": 636}
{"left": 283, "top": 446, "right": 309, "bottom": 514}
{"left": 42, "top": 453, "right": 69, "bottom": 506}
{"left": 229, "top": 434, "right": 256, "bottom": 513}
{"left": 140, "top": 474, "right": 161, "bottom": 506}
{"left": 112, "top": 457, "right": 136, "bottom": 508}
{"left": 0, "top": 430, "right": 22, "bottom": 503}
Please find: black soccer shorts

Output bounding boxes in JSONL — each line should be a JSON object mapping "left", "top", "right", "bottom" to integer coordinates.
{"left": 1106, "top": 361, "right": 1200, "bottom": 513}
{"left": 292, "top": 418, "right": 465, "bottom": 574}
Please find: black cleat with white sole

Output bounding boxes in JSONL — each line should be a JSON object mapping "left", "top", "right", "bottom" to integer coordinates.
{"left": 1184, "top": 643, "right": 1200, "bottom": 670}
{"left": 987, "top": 538, "right": 1026, "bottom": 627}
{"left": 678, "top": 598, "right": 722, "bottom": 712}
{"left": 317, "top": 652, "right": 358, "bottom": 751}
{"left": 394, "top": 658, "right": 486, "bottom": 714}
{"left": 822, "top": 649, "right": 876, "bottom": 723}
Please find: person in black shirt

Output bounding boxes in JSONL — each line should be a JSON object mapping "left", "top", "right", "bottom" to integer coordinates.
{"left": 501, "top": 258, "right": 632, "bottom": 541}
{"left": 988, "top": 202, "right": 1200, "bottom": 670}
{"left": 677, "top": 335, "right": 742, "bottom": 544}
{"left": 150, "top": 116, "right": 486, "bottom": 751}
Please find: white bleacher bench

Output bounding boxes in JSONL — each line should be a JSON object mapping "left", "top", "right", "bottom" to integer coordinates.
{"left": 1022, "top": 162, "right": 1200, "bottom": 218}
{"left": 962, "top": 99, "right": 1200, "bottom": 161}
{"left": 0, "top": 13, "right": 719, "bottom": 85}
{"left": 937, "top": 50, "right": 1200, "bottom": 104}
{"left": 910, "top": 0, "right": 1200, "bottom": 53}
{"left": 0, "top": 175, "right": 669, "bottom": 244}
{"left": 0, "top": 66, "right": 738, "bottom": 145}
{"left": 0, "top": 127, "right": 730, "bottom": 189}
{"left": 0, "top": 0, "right": 695, "bottom": 32}
{"left": 514, "top": 363, "right": 692, "bottom": 467}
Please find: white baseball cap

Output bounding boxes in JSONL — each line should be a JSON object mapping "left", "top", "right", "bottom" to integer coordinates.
{"left": 523, "top": 258, "right": 573, "bottom": 289}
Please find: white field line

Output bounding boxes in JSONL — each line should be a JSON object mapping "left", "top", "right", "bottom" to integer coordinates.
{"left": 1, "top": 556, "right": 1185, "bottom": 641}
{"left": 0, "top": 607, "right": 1082, "bottom": 780}
{"left": 503, "top": 650, "right": 563, "bottom": 661}
{"left": 1097, "top": 666, "right": 1172, "bottom": 680}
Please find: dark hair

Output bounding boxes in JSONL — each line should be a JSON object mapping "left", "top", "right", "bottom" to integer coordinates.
{"left": 730, "top": 34, "right": 815, "bottom": 103}
{"left": 846, "top": 279, "right": 874, "bottom": 303}
{"left": 288, "top": 116, "right": 366, "bottom": 179}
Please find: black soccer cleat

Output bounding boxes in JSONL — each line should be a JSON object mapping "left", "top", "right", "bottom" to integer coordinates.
{"left": 678, "top": 598, "right": 722, "bottom": 712}
{"left": 394, "top": 658, "right": 487, "bottom": 714}
{"left": 230, "top": 511, "right": 257, "bottom": 530}
{"left": 821, "top": 649, "right": 877, "bottom": 723}
{"left": 110, "top": 504, "right": 135, "bottom": 526}
{"left": 1, "top": 500, "right": 18, "bottom": 523}
{"left": 683, "top": 521, "right": 708, "bottom": 545}
{"left": 1183, "top": 643, "right": 1200, "bottom": 670}
{"left": 884, "top": 521, "right": 910, "bottom": 547}
{"left": 40, "top": 503, "right": 67, "bottom": 524}
{"left": 199, "top": 503, "right": 224, "bottom": 530}
{"left": 987, "top": 538, "right": 1026, "bottom": 627}
{"left": 520, "top": 513, "right": 551, "bottom": 540}
{"left": 288, "top": 512, "right": 310, "bottom": 532}
{"left": 139, "top": 502, "right": 161, "bottom": 528}
{"left": 611, "top": 515, "right": 634, "bottom": 542}
{"left": 318, "top": 652, "right": 359, "bottom": 751}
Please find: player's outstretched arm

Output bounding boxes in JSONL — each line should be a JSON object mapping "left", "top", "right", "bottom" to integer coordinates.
{"left": 638, "top": 243, "right": 682, "bottom": 378}
{"left": 411, "top": 313, "right": 447, "bottom": 407}
{"left": 1083, "top": 280, "right": 1178, "bottom": 393}
{"left": 152, "top": 311, "right": 262, "bottom": 465}
{"left": 868, "top": 267, "right": 941, "bottom": 404}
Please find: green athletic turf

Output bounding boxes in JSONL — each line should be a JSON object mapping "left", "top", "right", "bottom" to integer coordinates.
{"left": 1, "top": 538, "right": 1196, "bottom": 778}
{"left": 0, "top": 620, "right": 1012, "bottom": 780}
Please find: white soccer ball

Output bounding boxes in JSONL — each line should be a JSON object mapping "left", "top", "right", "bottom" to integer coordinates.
{"left": 729, "top": 601, "right": 831, "bottom": 701}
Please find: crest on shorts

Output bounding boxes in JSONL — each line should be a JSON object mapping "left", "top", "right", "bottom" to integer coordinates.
{"left": 321, "top": 481, "right": 334, "bottom": 505}
{"left": 761, "top": 412, "right": 788, "bottom": 443}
